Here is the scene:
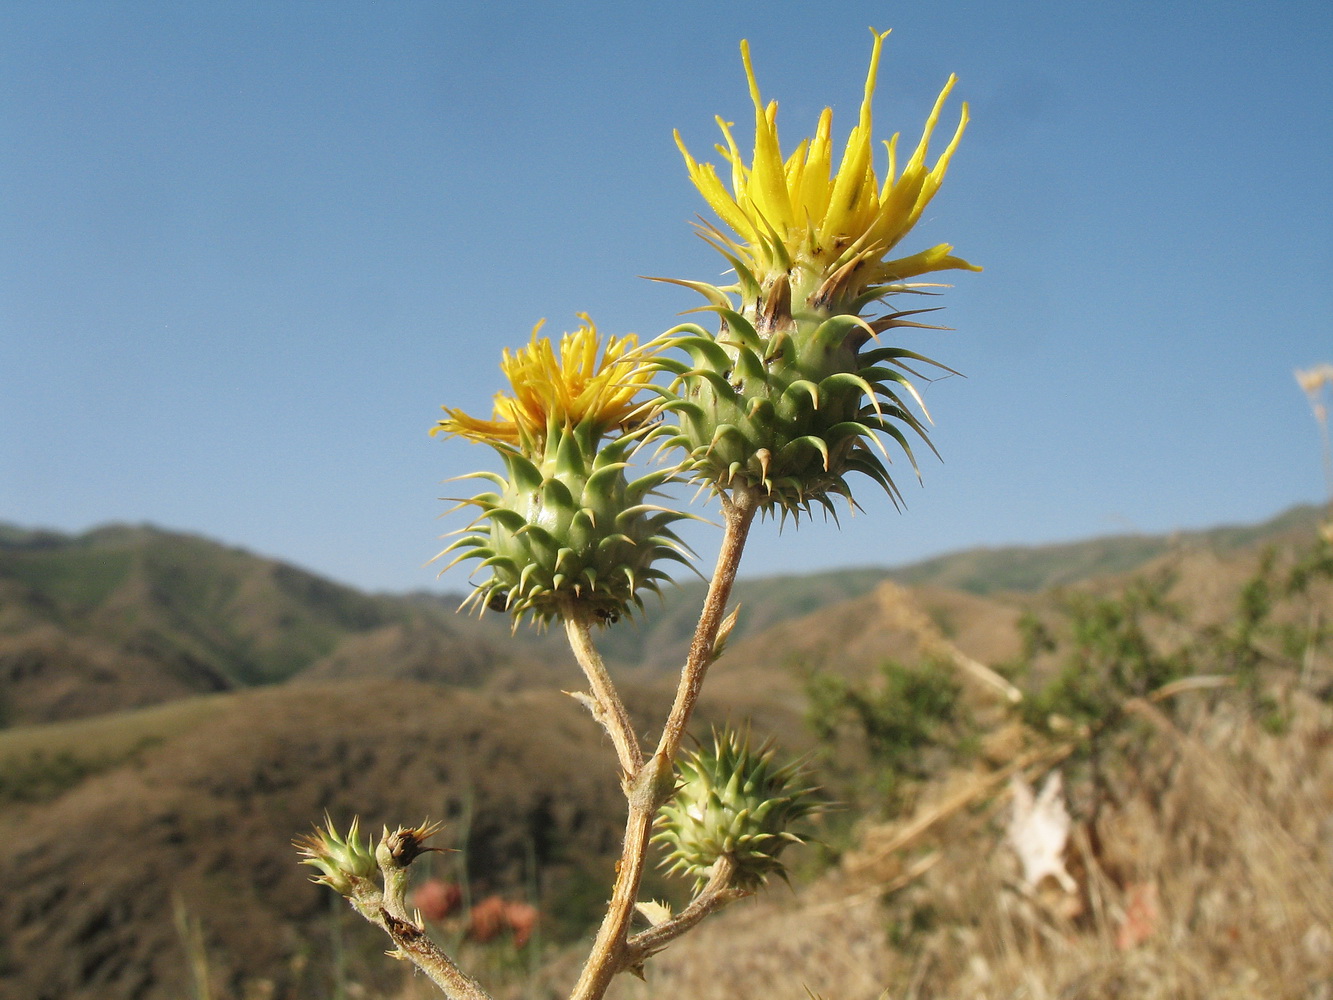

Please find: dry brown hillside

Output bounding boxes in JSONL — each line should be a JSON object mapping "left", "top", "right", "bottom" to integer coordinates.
{"left": 0, "top": 524, "right": 563, "bottom": 727}
{"left": 1, "top": 512, "right": 1329, "bottom": 999}
{"left": 0, "top": 682, "right": 632, "bottom": 1000}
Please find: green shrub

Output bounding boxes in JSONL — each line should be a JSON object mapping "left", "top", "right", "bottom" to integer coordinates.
{"left": 807, "top": 660, "right": 966, "bottom": 809}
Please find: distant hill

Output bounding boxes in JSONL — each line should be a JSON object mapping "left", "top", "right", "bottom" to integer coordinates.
{"left": 0, "top": 504, "right": 1328, "bottom": 999}
{"left": 0, "top": 681, "right": 633, "bottom": 1000}
{"left": 883, "top": 503, "right": 1328, "bottom": 593}
{"left": 1, "top": 504, "right": 1322, "bottom": 726}
{"left": 588, "top": 503, "right": 1329, "bottom": 671}
{"left": 0, "top": 523, "right": 560, "bottom": 726}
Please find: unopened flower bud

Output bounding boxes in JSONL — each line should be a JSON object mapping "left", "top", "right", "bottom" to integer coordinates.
{"left": 294, "top": 815, "right": 378, "bottom": 897}
{"left": 654, "top": 729, "right": 820, "bottom": 890}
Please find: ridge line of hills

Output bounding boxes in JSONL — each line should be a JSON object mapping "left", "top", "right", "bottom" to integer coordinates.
{"left": 0, "top": 503, "right": 1324, "bottom": 727}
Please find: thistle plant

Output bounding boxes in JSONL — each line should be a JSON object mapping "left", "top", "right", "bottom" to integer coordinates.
{"left": 297, "top": 28, "right": 975, "bottom": 1000}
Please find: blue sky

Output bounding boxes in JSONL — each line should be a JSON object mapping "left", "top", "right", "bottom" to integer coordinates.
{"left": 3, "top": 2, "right": 1331, "bottom": 594}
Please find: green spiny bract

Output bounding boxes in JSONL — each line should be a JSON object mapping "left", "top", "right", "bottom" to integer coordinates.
{"left": 654, "top": 729, "right": 820, "bottom": 891}
{"left": 441, "top": 420, "right": 693, "bottom": 627}
{"left": 294, "top": 815, "right": 378, "bottom": 897}
{"left": 653, "top": 263, "right": 950, "bottom": 520}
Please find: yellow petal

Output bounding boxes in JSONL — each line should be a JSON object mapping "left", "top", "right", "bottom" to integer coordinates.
{"left": 675, "top": 29, "right": 975, "bottom": 300}
{"left": 876, "top": 244, "right": 982, "bottom": 282}
{"left": 434, "top": 318, "right": 657, "bottom": 452}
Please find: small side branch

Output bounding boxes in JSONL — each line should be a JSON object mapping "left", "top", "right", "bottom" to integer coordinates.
{"left": 378, "top": 911, "right": 492, "bottom": 1000}
{"left": 625, "top": 856, "right": 748, "bottom": 968}
{"left": 376, "top": 824, "right": 493, "bottom": 1000}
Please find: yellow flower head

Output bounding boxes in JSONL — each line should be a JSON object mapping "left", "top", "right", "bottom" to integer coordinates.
{"left": 675, "top": 28, "right": 979, "bottom": 291}
{"left": 432, "top": 315, "right": 655, "bottom": 450}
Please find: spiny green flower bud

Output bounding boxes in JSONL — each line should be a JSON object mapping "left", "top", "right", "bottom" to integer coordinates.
{"left": 440, "top": 423, "right": 693, "bottom": 626}
{"left": 655, "top": 308, "right": 944, "bottom": 520}
{"left": 294, "top": 814, "right": 378, "bottom": 897}
{"left": 433, "top": 318, "right": 694, "bottom": 627}
{"left": 654, "top": 729, "right": 820, "bottom": 891}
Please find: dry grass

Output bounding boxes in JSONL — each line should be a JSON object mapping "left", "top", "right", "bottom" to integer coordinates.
{"left": 588, "top": 687, "right": 1333, "bottom": 1000}
{"left": 369, "top": 688, "right": 1332, "bottom": 1000}
{"left": 617, "top": 882, "right": 896, "bottom": 1000}
{"left": 226, "top": 695, "right": 1333, "bottom": 999}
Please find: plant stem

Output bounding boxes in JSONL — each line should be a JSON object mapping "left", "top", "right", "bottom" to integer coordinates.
{"left": 375, "top": 830, "right": 494, "bottom": 1000}
{"left": 568, "top": 755, "right": 668, "bottom": 1000}
{"left": 564, "top": 610, "right": 645, "bottom": 775}
{"left": 654, "top": 484, "right": 759, "bottom": 763}
{"left": 624, "top": 856, "right": 749, "bottom": 966}
{"left": 378, "top": 911, "right": 493, "bottom": 1000}
{"left": 568, "top": 484, "right": 759, "bottom": 1000}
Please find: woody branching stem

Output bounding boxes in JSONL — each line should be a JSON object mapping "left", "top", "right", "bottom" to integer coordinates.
{"left": 564, "top": 608, "right": 645, "bottom": 775}
{"left": 567, "top": 483, "right": 759, "bottom": 1000}
{"left": 376, "top": 828, "right": 492, "bottom": 1000}
{"left": 655, "top": 484, "right": 760, "bottom": 762}
{"left": 625, "top": 855, "right": 749, "bottom": 965}
{"left": 568, "top": 753, "right": 672, "bottom": 1000}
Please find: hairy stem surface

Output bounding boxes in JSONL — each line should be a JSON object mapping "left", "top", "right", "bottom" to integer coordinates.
{"left": 654, "top": 484, "right": 759, "bottom": 762}
{"left": 568, "top": 484, "right": 759, "bottom": 1000}
{"left": 625, "top": 856, "right": 748, "bottom": 965}
{"left": 380, "top": 911, "right": 493, "bottom": 1000}
{"left": 568, "top": 756, "right": 667, "bottom": 1000}
{"left": 564, "top": 610, "right": 645, "bottom": 775}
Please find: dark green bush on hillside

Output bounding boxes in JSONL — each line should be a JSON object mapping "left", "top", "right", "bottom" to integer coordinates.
{"left": 806, "top": 660, "right": 966, "bottom": 809}
{"left": 1020, "top": 574, "right": 1192, "bottom": 733}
